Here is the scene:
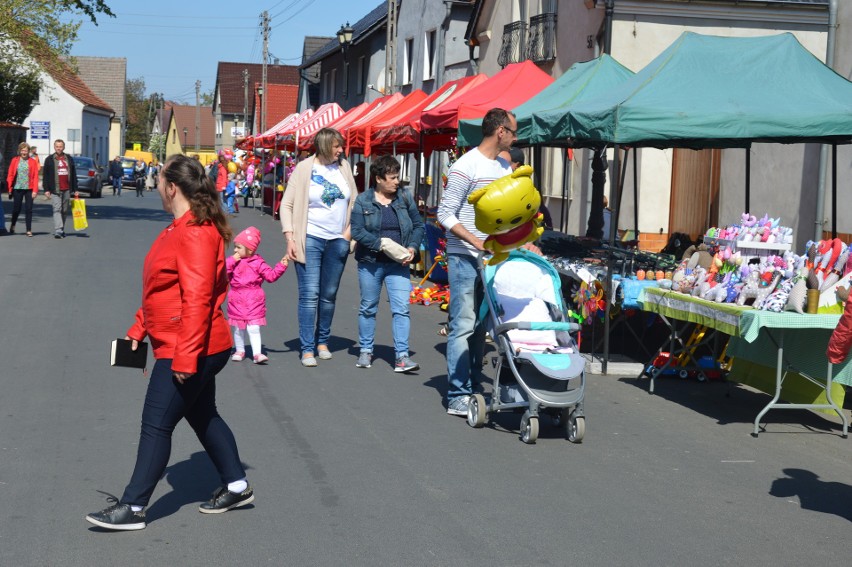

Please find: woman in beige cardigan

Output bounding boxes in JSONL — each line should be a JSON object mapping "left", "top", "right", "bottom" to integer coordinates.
{"left": 281, "top": 128, "right": 357, "bottom": 367}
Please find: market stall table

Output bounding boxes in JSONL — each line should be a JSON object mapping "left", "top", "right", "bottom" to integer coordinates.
{"left": 639, "top": 287, "right": 850, "bottom": 437}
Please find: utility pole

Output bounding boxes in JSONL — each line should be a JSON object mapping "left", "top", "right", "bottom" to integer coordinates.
{"left": 195, "top": 79, "right": 201, "bottom": 151}
{"left": 242, "top": 68, "right": 249, "bottom": 135}
{"left": 261, "top": 11, "right": 269, "bottom": 134}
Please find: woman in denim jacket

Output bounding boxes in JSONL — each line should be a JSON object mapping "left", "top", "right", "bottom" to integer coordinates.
{"left": 350, "top": 155, "right": 425, "bottom": 373}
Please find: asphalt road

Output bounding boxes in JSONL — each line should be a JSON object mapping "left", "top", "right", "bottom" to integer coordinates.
{"left": 0, "top": 192, "right": 850, "bottom": 566}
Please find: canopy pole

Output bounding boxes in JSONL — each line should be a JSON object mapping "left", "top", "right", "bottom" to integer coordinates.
{"left": 603, "top": 145, "right": 621, "bottom": 374}
{"left": 744, "top": 148, "right": 751, "bottom": 213}
{"left": 561, "top": 148, "right": 570, "bottom": 232}
{"left": 633, "top": 148, "right": 639, "bottom": 238}
{"left": 586, "top": 147, "right": 606, "bottom": 239}
{"left": 832, "top": 143, "right": 837, "bottom": 239}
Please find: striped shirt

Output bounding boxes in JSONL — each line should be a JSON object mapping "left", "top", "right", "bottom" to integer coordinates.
{"left": 437, "top": 148, "right": 511, "bottom": 256}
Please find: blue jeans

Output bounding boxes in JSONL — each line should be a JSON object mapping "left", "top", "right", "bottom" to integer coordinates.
{"left": 294, "top": 235, "right": 349, "bottom": 355}
{"left": 357, "top": 261, "right": 412, "bottom": 357}
{"left": 111, "top": 176, "right": 122, "bottom": 195}
{"left": 446, "top": 253, "right": 486, "bottom": 401}
{"left": 121, "top": 350, "right": 245, "bottom": 507}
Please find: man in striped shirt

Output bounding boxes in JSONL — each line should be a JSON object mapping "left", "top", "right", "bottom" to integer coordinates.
{"left": 438, "top": 108, "right": 517, "bottom": 416}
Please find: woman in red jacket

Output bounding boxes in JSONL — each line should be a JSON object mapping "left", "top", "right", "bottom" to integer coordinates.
{"left": 5, "top": 142, "right": 40, "bottom": 236}
{"left": 86, "top": 154, "right": 254, "bottom": 531}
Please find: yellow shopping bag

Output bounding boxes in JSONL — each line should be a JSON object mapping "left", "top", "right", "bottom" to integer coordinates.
{"left": 72, "top": 198, "right": 88, "bottom": 231}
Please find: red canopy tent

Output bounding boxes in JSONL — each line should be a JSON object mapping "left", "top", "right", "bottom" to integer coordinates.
{"left": 256, "top": 108, "right": 313, "bottom": 148}
{"left": 299, "top": 102, "right": 370, "bottom": 151}
{"left": 348, "top": 90, "right": 428, "bottom": 156}
{"left": 236, "top": 112, "right": 299, "bottom": 150}
{"left": 420, "top": 61, "right": 554, "bottom": 153}
{"left": 340, "top": 93, "right": 405, "bottom": 153}
{"left": 276, "top": 102, "right": 344, "bottom": 151}
{"left": 369, "top": 75, "right": 487, "bottom": 156}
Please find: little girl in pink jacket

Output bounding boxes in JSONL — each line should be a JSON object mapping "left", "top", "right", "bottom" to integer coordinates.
{"left": 226, "top": 226, "right": 288, "bottom": 364}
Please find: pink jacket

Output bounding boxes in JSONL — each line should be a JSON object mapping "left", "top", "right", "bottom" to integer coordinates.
{"left": 225, "top": 254, "right": 287, "bottom": 321}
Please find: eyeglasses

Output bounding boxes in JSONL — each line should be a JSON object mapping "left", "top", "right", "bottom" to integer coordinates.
{"left": 501, "top": 124, "right": 516, "bottom": 136}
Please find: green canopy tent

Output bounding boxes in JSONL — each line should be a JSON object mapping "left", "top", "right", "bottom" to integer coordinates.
{"left": 531, "top": 32, "right": 852, "bottom": 373}
{"left": 457, "top": 55, "right": 636, "bottom": 233}
{"left": 457, "top": 54, "right": 635, "bottom": 147}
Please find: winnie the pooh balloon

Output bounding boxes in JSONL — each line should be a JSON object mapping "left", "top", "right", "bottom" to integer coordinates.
{"left": 467, "top": 164, "right": 544, "bottom": 264}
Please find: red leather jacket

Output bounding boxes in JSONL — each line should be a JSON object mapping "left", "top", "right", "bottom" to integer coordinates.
{"left": 827, "top": 298, "right": 852, "bottom": 364}
{"left": 126, "top": 212, "right": 232, "bottom": 374}
{"left": 6, "top": 156, "right": 40, "bottom": 193}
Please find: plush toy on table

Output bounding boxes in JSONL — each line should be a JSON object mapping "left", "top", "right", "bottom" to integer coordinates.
{"left": 467, "top": 164, "right": 544, "bottom": 265}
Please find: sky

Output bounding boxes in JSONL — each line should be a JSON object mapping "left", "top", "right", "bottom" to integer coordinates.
{"left": 69, "top": 0, "right": 386, "bottom": 103}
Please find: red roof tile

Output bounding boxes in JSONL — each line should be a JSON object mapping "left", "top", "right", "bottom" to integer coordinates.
{"left": 170, "top": 105, "right": 216, "bottom": 148}
{"left": 215, "top": 62, "right": 300, "bottom": 115}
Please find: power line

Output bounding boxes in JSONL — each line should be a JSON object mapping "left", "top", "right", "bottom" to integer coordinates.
{"left": 270, "top": 0, "right": 316, "bottom": 23}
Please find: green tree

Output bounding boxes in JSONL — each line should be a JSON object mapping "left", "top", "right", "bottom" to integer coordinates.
{"left": 200, "top": 89, "right": 214, "bottom": 106}
{"left": 0, "top": 0, "right": 114, "bottom": 123}
{"left": 125, "top": 77, "right": 148, "bottom": 150}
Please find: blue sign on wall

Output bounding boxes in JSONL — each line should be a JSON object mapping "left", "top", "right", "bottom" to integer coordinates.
{"left": 30, "top": 121, "right": 50, "bottom": 139}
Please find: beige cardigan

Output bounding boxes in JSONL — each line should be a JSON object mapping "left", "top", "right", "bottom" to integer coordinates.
{"left": 280, "top": 155, "right": 358, "bottom": 263}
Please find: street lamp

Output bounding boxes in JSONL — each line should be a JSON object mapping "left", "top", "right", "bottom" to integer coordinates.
{"left": 183, "top": 127, "right": 188, "bottom": 152}
{"left": 337, "top": 22, "right": 353, "bottom": 100}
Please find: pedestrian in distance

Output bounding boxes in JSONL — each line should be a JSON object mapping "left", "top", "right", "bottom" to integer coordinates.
{"left": 85, "top": 154, "right": 254, "bottom": 531}
{"left": 227, "top": 226, "right": 288, "bottom": 364}
{"left": 145, "top": 161, "right": 157, "bottom": 192}
{"left": 224, "top": 172, "right": 238, "bottom": 216}
{"left": 134, "top": 160, "right": 146, "bottom": 197}
{"left": 350, "top": 154, "right": 424, "bottom": 373}
{"left": 108, "top": 155, "right": 123, "bottom": 195}
{"left": 280, "top": 127, "right": 357, "bottom": 367}
{"left": 437, "top": 108, "right": 517, "bottom": 416}
{"left": 5, "top": 142, "right": 40, "bottom": 237}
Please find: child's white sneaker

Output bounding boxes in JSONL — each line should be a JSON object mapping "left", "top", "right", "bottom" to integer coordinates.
{"left": 253, "top": 353, "right": 269, "bottom": 364}
{"left": 231, "top": 351, "right": 245, "bottom": 362}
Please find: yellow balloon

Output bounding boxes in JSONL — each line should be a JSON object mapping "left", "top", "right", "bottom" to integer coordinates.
{"left": 227, "top": 161, "right": 238, "bottom": 174}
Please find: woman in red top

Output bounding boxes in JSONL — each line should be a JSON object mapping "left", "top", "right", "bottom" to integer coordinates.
{"left": 86, "top": 154, "right": 254, "bottom": 531}
{"left": 5, "top": 142, "right": 40, "bottom": 236}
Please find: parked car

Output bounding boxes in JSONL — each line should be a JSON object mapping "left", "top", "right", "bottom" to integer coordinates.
{"left": 120, "top": 157, "right": 140, "bottom": 187}
{"left": 72, "top": 156, "right": 103, "bottom": 198}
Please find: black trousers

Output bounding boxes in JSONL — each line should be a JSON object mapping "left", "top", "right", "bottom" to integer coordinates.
{"left": 10, "top": 190, "right": 33, "bottom": 231}
{"left": 121, "top": 350, "right": 245, "bottom": 506}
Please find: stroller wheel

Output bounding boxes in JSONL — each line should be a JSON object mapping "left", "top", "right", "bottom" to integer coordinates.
{"left": 467, "top": 394, "right": 487, "bottom": 428}
{"left": 568, "top": 415, "right": 586, "bottom": 444}
{"left": 520, "top": 411, "right": 539, "bottom": 444}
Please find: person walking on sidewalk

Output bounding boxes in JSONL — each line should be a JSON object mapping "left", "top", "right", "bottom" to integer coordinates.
{"left": 5, "top": 142, "right": 40, "bottom": 237}
{"left": 85, "top": 154, "right": 254, "bottom": 531}
{"left": 42, "top": 139, "right": 78, "bottom": 238}
{"left": 226, "top": 226, "right": 288, "bottom": 364}
{"left": 437, "top": 108, "right": 516, "bottom": 416}
{"left": 350, "top": 155, "right": 424, "bottom": 373}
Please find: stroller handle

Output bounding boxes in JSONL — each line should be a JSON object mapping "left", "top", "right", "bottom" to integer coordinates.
{"left": 495, "top": 321, "right": 581, "bottom": 335}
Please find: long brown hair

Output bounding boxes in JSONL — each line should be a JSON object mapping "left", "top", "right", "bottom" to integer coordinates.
{"left": 161, "top": 154, "right": 233, "bottom": 243}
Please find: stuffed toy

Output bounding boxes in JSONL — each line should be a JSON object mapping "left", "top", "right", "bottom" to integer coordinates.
{"left": 467, "top": 165, "right": 544, "bottom": 265}
{"left": 762, "top": 278, "right": 795, "bottom": 313}
{"left": 683, "top": 243, "right": 713, "bottom": 270}
{"left": 737, "top": 267, "right": 781, "bottom": 308}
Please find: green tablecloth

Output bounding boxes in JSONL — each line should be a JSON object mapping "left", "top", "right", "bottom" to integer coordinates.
{"left": 639, "top": 287, "right": 850, "bottom": 408}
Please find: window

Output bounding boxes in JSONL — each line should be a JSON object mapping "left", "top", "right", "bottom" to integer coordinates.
{"left": 526, "top": 12, "right": 557, "bottom": 62}
{"left": 356, "top": 56, "right": 366, "bottom": 95}
{"left": 403, "top": 38, "right": 414, "bottom": 85}
{"left": 497, "top": 21, "right": 527, "bottom": 67}
{"left": 423, "top": 30, "right": 436, "bottom": 81}
{"left": 216, "top": 117, "right": 223, "bottom": 138}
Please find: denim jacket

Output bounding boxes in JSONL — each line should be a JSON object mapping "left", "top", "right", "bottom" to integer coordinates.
{"left": 351, "top": 188, "right": 425, "bottom": 264}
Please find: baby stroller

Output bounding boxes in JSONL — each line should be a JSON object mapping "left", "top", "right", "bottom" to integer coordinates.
{"left": 467, "top": 249, "right": 586, "bottom": 444}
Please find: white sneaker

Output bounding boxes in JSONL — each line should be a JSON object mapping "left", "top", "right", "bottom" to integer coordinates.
{"left": 231, "top": 351, "right": 245, "bottom": 362}
{"left": 446, "top": 395, "right": 471, "bottom": 416}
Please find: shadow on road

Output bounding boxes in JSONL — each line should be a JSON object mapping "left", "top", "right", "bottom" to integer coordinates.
{"left": 145, "top": 452, "right": 254, "bottom": 523}
{"left": 769, "top": 468, "right": 852, "bottom": 522}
